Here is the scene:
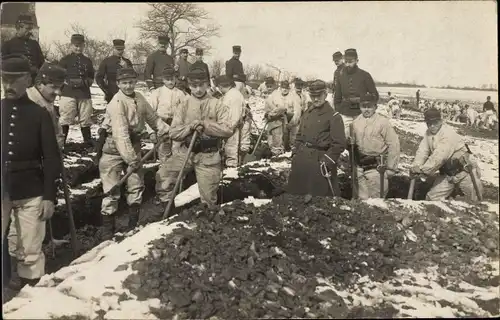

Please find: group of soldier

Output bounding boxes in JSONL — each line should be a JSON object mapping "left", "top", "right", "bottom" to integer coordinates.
{"left": 0, "top": 13, "right": 486, "bottom": 294}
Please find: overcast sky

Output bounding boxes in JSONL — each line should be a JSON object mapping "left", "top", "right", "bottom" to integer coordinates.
{"left": 36, "top": 1, "right": 497, "bottom": 88}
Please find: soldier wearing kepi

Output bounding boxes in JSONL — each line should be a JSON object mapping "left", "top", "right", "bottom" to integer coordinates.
{"left": 58, "top": 34, "right": 96, "bottom": 150}
{"left": 156, "top": 68, "right": 232, "bottom": 209}
{"left": 293, "top": 78, "right": 312, "bottom": 115}
{"left": 99, "top": 68, "right": 169, "bottom": 237}
{"left": 264, "top": 80, "right": 301, "bottom": 156}
{"left": 334, "top": 48, "right": 379, "bottom": 138}
{"left": 216, "top": 75, "right": 247, "bottom": 167}
{"left": 352, "top": 94, "right": 400, "bottom": 199}
{"left": 225, "top": 45, "right": 245, "bottom": 91}
{"left": 176, "top": 48, "right": 192, "bottom": 94}
{"left": 144, "top": 35, "right": 175, "bottom": 90}
{"left": 287, "top": 80, "right": 346, "bottom": 197}
{"left": 95, "top": 39, "right": 133, "bottom": 103}
{"left": 190, "top": 48, "right": 210, "bottom": 81}
{"left": 1, "top": 54, "right": 61, "bottom": 287}
{"left": 410, "top": 108, "right": 483, "bottom": 201}
{"left": 332, "top": 51, "right": 344, "bottom": 94}
{"left": 27, "top": 63, "right": 67, "bottom": 150}
{"left": 1, "top": 14, "right": 45, "bottom": 84}
{"left": 149, "top": 67, "right": 187, "bottom": 203}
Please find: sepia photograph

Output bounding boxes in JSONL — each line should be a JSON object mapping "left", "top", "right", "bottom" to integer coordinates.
{"left": 1, "top": 1, "right": 498, "bottom": 318}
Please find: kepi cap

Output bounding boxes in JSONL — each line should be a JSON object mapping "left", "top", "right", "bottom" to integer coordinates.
{"left": 360, "top": 93, "right": 378, "bottom": 106}
{"left": 116, "top": 67, "right": 137, "bottom": 81}
{"left": 180, "top": 48, "right": 188, "bottom": 54}
{"left": 17, "top": 14, "right": 34, "bottom": 25}
{"left": 424, "top": 108, "right": 442, "bottom": 123}
{"left": 344, "top": 48, "right": 358, "bottom": 59}
{"left": 308, "top": 80, "right": 327, "bottom": 96}
{"left": 158, "top": 35, "right": 170, "bottom": 44}
{"left": 265, "top": 77, "right": 275, "bottom": 86}
{"left": 162, "top": 67, "right": 176, "bottom": 78}
{"left": 232, "top": 45, "right": 241, "bottom": 53}
{"left": 215, "top": 75, "right": 234, "bottom": 87}
{"left": 71, "top": 34, "right": 85, "bottom": 44}
{"left": 195, "top": 48, "right": 203, "bottom": 55}
{"left": 37, "top": 62, "right": 67, "bottom": 86}
{"left": 113, "top": 39, "right": 125, "bottom": 48}
{"left": 187, "top": 68, "right": 208, "bottom": 83}
{"left": 294, "top": 78, "right": 304, "bottom": 89}
{"left": 1, "top": 54, "right": 31, "bottom": 75}
{"left": 332, "top": 51, "right": 343, "bottom": 60}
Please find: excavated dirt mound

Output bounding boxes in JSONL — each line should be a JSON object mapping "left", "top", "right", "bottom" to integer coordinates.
{"left": 123, "top": 194, "right": 498, "bottom": 319}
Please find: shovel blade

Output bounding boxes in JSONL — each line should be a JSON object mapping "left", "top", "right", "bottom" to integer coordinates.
{"left": 243, "top": 153, "right": 258, "bottom": 164}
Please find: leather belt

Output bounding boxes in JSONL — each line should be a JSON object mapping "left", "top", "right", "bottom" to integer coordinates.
{"left": 303, "top": 142, "right": 329, "bottom": 151}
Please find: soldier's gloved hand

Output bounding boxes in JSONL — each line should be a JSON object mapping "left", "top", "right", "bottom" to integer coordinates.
{"left": 410, "top": 165, "right": 423, "bottom": 176}
{"left": 386, "top": 169, "right": 396, "bottom": 178}
{"left": 39, "top": 200, "right": 55, "bottom": 221}
{"left": 127, "top": 161, "right": 141, "bottom": 174}
{"left": 150, "top": 133, "right": 158, "bottom": 143}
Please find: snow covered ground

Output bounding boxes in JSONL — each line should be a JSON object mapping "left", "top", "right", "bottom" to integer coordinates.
{"left": 3, "top": 86, "right": 498, "bottom": 319}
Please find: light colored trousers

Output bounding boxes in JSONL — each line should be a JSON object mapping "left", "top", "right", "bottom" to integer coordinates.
{"left": 156, "top": 147, "right": 222, "bottom": 205}
{"left": 58, "top": 96, "right": 94, "bottom": 127}
{"left": 284, "top": 124, "right": 299, "bottom": 149}
{"left": 155, "top": 139, "right": 174, "bottom": 197}
{"left": 225, "top": 118, "right": 252, "bottom": 167}
{"left": 357, "top": 168, "right": 389, "bottom": 200}
{"left": 341, "top": 115, "right": 356, "bottom": 139}
{"left": 268, "top": 124, "right": 284, "bottom": 156}
{"left": 3, "top": 196, "right": 46, "bottom": 279}
{"left": 427, "top": 170, "right": 483, "bottom": 202}
{"left": 99, "top": 152, "right": 144, "bottom": 216}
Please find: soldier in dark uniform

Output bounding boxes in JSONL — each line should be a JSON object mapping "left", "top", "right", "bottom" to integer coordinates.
{"left": 190, "top": 48, "right": 210, "bottom": 81}
{"left": 287, "top": 80, "right": 346, "bottom": 198}
{"left": 225, "top": 45, "right": 244, "bottom": 91}
{"left": 58, "top": 34, "right": 96, "bottom": 149}
{"left": 1, "top": 54, "right": 62, "bottom": 288}
{"left": 1, "top": 14, "right": 45, "bottom": 84}
{"left": 144, "top": 35, "right": 175, "bottom": 90}
{"left": 333, "top": 48, "right": 379, "bottom": 139}
{"left": 95, "top": 39, "right": 133, "bottom": 103}
{"left": 332, "top": 51, "right": 344, "bottom": 94}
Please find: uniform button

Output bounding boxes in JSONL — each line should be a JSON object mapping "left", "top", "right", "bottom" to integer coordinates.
{"left": 9, "top": 132, "right": 14, "bottom": 136}
{"left": 13, "top": 106, "right": 17, "bottom": 110}
{"left": 11, "top": 115, "right": 16, "bottom": 119}
{"left": 8, "top": 141, "right": 13, "bottom": 145}
{"left": 8, "top": 151, "right": 13, "bottom": 155}
{"left": 10, "top": 123, "right": 15, "bottom": 127}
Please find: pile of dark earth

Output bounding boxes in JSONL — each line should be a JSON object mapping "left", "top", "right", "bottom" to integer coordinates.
{"left": 123, "top": 194, "right": 499, "bottom": 319}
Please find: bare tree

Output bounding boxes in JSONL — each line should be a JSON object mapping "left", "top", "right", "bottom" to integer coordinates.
{"left": 52, "top": 23, "right": 114, "bottom": 67}
{"left": 128, "top": 40, "right": 155, "bottom": 75}
{"left": 39, "top": 41, "right": 59, "bottom": 63}
{"left": 210, "top": 59, "right": 224, "bottom": 77}
{"left": 136, "top": 3, "right": 220, "bottom": 58}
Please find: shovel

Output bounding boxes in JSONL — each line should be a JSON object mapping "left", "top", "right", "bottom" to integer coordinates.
{"left": 243, "top": 121, "right": 269, "bottom": 164}
{"left": 407, "top": 178, "right": 416, "bottom": 200}
{"left": 105, "top": 139, "right": 163, "bottom": 196}
{"left": 162, "top": 130, "right": 199, "bottom": 220}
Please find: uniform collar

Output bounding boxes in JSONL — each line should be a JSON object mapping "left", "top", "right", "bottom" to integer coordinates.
{"left": 306, "top": 101, "right": 329, "bottom": 114}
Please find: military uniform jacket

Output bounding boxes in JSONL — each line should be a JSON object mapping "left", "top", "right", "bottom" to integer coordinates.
{"left": 352, "top": 113, "right": 400, "bottom": 170}
{"left": 190, "top": 60, "right": 210, "bottom": 80}
{"left": 1, "top": 36, "right": 44, "bottom": 75}
{"left": 221, "top": 87, "right": 246, "bottom": 131}
{"left": 333, "top": 65, "right": 379, "bottom": 117}
{"left": 105, "top": 90, "right": 170, "bottom": 165}
{"left": 225, "top": 57, "right": 244, "bottom": 80}
{"left": 1, "top": 95, "right": 61, "bottom": 202}
{"left": 169, "top": 94, "right": 233, "bottom": 142}
{"left": 483, "top": 101, "right": 495, "bottom": 112}
{"left": 26, "top": 86, "right": 65, "bottom": 150}
{"left": 332, "top": 64, "right": 344, "bottom": 93}
{"left": 144, "top": 50, "right": 175, "bottom": 84}
{"left": 59, "top": 53, "right": 95, "bottom": 99}
{"left": 95, "top": 55, "right": 133, "bottom": 98}
{"left": 177, "top": 59, "right": 192, "bottom": 80}
{"left": 264, "top": 90, "right": 302, "bottom": 130}
{"left": 149, "top": 86, "right": 186, "bottom": 121}
{"left": 413, "top": 124, "right": 468, "bottom": 176}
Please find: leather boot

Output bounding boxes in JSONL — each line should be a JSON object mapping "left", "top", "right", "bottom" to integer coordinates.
{"left": 128, "top": 204, "right": 140, "bottom": 229}
{"left": 81, "top": 126, "right": 94, "bottom": 149}
{"left": 101, "top": 214, "right": 116, "bottom": 241}
{"left": 62, "top": 125, "right": 70, "bottom": 147}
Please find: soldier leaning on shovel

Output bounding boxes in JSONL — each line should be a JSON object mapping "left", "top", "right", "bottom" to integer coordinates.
{"left": 95, "top": 39, "right": 133, "bottom": 104}
{"left": 98, "top": 68, "right": 170, "bottom": 239}
{"left": 1, "top": 54, "right": 62, "bottom": 289}
{"left": 287, "top": 80, "right": 346, "bottom": 200}
{"left": 410, "top": 108, "right": 483, "bottom": 202}
{"left": 156, "top": 68, "right": 233, "bottom": 211}
{"left": 351, "top": 94, "right": 401, "bottom": 199}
